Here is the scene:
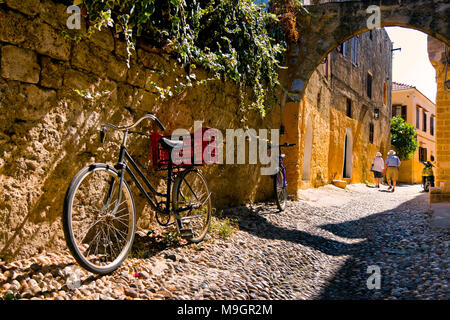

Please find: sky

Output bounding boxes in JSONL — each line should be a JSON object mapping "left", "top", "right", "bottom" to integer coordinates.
{"left": 385, "top": 27, "right": 437, "bottom": 103}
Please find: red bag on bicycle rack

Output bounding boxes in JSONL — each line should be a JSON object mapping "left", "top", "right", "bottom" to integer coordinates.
{"left": 150, "top": 127, "right": 218, "bottom": 169}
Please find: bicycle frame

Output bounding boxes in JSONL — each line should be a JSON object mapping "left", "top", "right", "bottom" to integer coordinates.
{"left": 109, "top": 129, "right": 197, "bottom": 221}
{"left": 278, "top": 151, "right": 288, "bottom": 189}
{"left": 109, "top": 130, "right": 173, "bottom": 217}
{"left": 271, "top": 143, "right": 294, "bottom": 189}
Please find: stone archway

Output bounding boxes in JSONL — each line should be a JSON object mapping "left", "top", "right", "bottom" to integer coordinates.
{"left": 281, "top": 0, "right": 449, "bottom": 99}
{"left": 280, "top": 0, "right": 449, "bottom": 195}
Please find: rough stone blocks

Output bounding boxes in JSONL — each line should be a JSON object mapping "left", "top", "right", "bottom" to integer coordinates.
{"left": 1, "top": 45, "right": 40, "bottom": 83}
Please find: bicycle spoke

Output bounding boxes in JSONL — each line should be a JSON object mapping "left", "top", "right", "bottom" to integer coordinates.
{"left": 84, "top": 227, "right": 102, "bottom": 258}
{"left": 107, "top": 223, "right": 129, "bottom": 241}
{"left": 104, "top": 179, "right": 117, "bottom": 208}
{"left": 174, "top": 170, "right": 211, "bottom": 243}
{"left": 64, "top": 165, "right": 135, "bottom": 274}
{"left": 106, "top": 224, "right": 118, "bottom": 261}
{"left": 183, "top": 179, "right": 200, "bottom": 202}
{"left": 77, "top": 219, "right": 101, "bottom": 243}
{"left": 114, "top": 213, "right": 130, "bottom": 219}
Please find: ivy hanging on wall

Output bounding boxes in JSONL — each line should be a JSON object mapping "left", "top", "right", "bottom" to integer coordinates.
{"left": 68, "top": 0, "right": 307, "bottom": 116}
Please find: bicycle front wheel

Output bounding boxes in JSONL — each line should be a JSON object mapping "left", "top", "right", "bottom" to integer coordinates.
{"left": 172, "top": 168, "right": 211, "bottom": 243}
{"left": 274, "top": 168, "right": 287, "bottom": 211}
{"left": 63, "top": 164, "right": 136, "bottom": 275}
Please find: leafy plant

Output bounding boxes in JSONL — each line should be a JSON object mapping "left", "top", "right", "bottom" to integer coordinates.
{"left": 209, "top": 213, "right": 238, "bottom": 239}
{"left": 70, "top": 0, "right": 307, "bottom": 116}
{"left": 3, "top": 293, "right": 17, "bottom": 300}
{"left": 390, "top": 116, "right": 419, "bottom": 160}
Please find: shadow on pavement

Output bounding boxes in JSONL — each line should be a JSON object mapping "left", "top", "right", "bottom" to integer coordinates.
{"left": 223, "top": 192, "right": 446, "bottom": 299}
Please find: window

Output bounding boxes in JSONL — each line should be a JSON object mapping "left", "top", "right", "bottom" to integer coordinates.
{"left": 430, "top": 116, "right": 434, "bottom": 136}
{"left": 401, "top": 105, "right": 407, "bottom": 121}
{"left": 343, "top": 41, "right": 348, "bottom": 57}
{"left": 369, "top": 30, "right": 373, "bottom": 40}
{"left": 383, "top": 81, "right": 387, "bottom": 105}
{"left": 392, "top": 105, "right": 407, "bottom": 121}
{"left": 423, "top": 111, "right": 427, "bottom": 132}
{"left": 346, "top": 98, "right": 352, "bottom": 118}
{"left": 352, "top": 37, "right": 358, "bottom": 66}
{"left": 369, "top": 123, "right": 374, "bottom": 144}
{"left": 367, "top": 73, "right": 372, "bottom": 99}
{"left": 392, "top": 105, "right": 397, "bottom": 118}
{"left": 374, "top": 108, "right": 380, "bottom": 120}
{"left": 416, "top": 107, "right": 420, "bottom": 129}
{"left": 419, "top": 147, "right": 428, "bottom": 162}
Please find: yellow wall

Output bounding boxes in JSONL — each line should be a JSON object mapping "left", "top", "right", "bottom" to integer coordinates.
{"left": 434, "top": 65, "right": 450, "bottom": 192}
{"left": 282, "top": 70, "right": 390, "bottom": 196}
{"left": 427, "top": 37, "right": 450, "bottom": 193}
{"left": 392, "top": 88, "right": 436, "bottom": 184}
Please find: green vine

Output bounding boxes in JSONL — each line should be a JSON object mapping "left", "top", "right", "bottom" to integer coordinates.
{"left": 69, "top": 0, "right": 307, "bottom": 116}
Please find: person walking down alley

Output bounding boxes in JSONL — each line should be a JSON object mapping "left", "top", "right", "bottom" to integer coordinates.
{"left": 384, "top": 150, "right": 401, "bottom": 192}
{"left": 371, "top": 152, "right": 385, "bottom": 188}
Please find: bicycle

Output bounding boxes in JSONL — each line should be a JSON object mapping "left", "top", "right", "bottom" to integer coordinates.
{"left": 270, "top": 142, "right": 296, "bottom": 211}
{"left": 62, "top": 114, "right": 212, "bottom": 275}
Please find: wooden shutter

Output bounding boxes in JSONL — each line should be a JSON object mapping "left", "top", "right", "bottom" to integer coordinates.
{"left": 423, "top": 111, "right": 427, "bottom": 132}
{"left": 369, "top": 123, "right": 374, "bottom": 144}
{"left": 416, "top": 107, "right": 420, "bottom": 128}
{"left": 367, "top": 73, "right": 372, "bottom": 98}
{"left": 401, "top": 105, "right": 407, "bottom": 121}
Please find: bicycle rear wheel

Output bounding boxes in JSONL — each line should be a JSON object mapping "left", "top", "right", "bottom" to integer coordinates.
{"left": 63, "top": 164, "right": 136, "bottom": 275}
{"left": 172, "top": 168, "right": 211, "bottom": 243}
{"left": 274, "top": 168, "right": 287, "bottom": 211}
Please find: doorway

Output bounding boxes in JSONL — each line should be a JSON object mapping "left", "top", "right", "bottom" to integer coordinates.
{"left": 343, "top": 128, "right": 353, "bottom": 179}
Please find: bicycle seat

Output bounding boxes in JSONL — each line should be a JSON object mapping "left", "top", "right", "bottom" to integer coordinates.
{"left": 160, "top": 137, "right": 184, "bottom": 150}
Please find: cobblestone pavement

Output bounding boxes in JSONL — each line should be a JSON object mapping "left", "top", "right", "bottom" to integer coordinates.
{"left": 0, "top": 184, "right": 448, "bottom": 300}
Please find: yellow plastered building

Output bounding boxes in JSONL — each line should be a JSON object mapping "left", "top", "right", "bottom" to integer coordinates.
{"left": 391, "top": 82, "right": 436, "bottom": 184}
{"left": 281, "top": 29, "right": 393, "bottom": 194}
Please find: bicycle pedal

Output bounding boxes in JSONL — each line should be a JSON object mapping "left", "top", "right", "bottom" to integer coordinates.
{"left": 179, "top": 228, "right": 193, "bottom": 239}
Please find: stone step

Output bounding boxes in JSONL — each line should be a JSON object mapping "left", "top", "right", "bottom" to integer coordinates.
{"left": 332, "top": 180, "right": 347, "bottom": 189}
{"left": 429, "top": 187, "right": 442, "bottom": 194}
{"left": 429, "top": 193, "right": 450, "bottom": 204}
{"left": 428, "top": 188, "right": 450, "bottom": 229}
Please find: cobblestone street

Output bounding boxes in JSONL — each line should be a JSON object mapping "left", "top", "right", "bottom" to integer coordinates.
{"left": 0, "top": 184, "right": 448, "bottom": 300}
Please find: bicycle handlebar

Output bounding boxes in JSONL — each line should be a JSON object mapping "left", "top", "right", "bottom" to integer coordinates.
{"left": 281, "top": 143, "right": 296, "bottom": 147}
{"left": 268, "top": 143, "right": 296, "bottom": 149}
{"left": 102, "top": 113, "right": 165, "bottom": 132}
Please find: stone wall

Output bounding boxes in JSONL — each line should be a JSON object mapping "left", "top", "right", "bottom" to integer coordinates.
{"left": 0, "top": 0, "right": 280, "bottom": 260}
{"left": 283, "top": 0, "right": 449, "bottom": 100}
{"left": 282, "top": 27, "right": 392, "bottom": 192}
{"left": 428, "top": 37, "right": 450, "bottom": 193}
